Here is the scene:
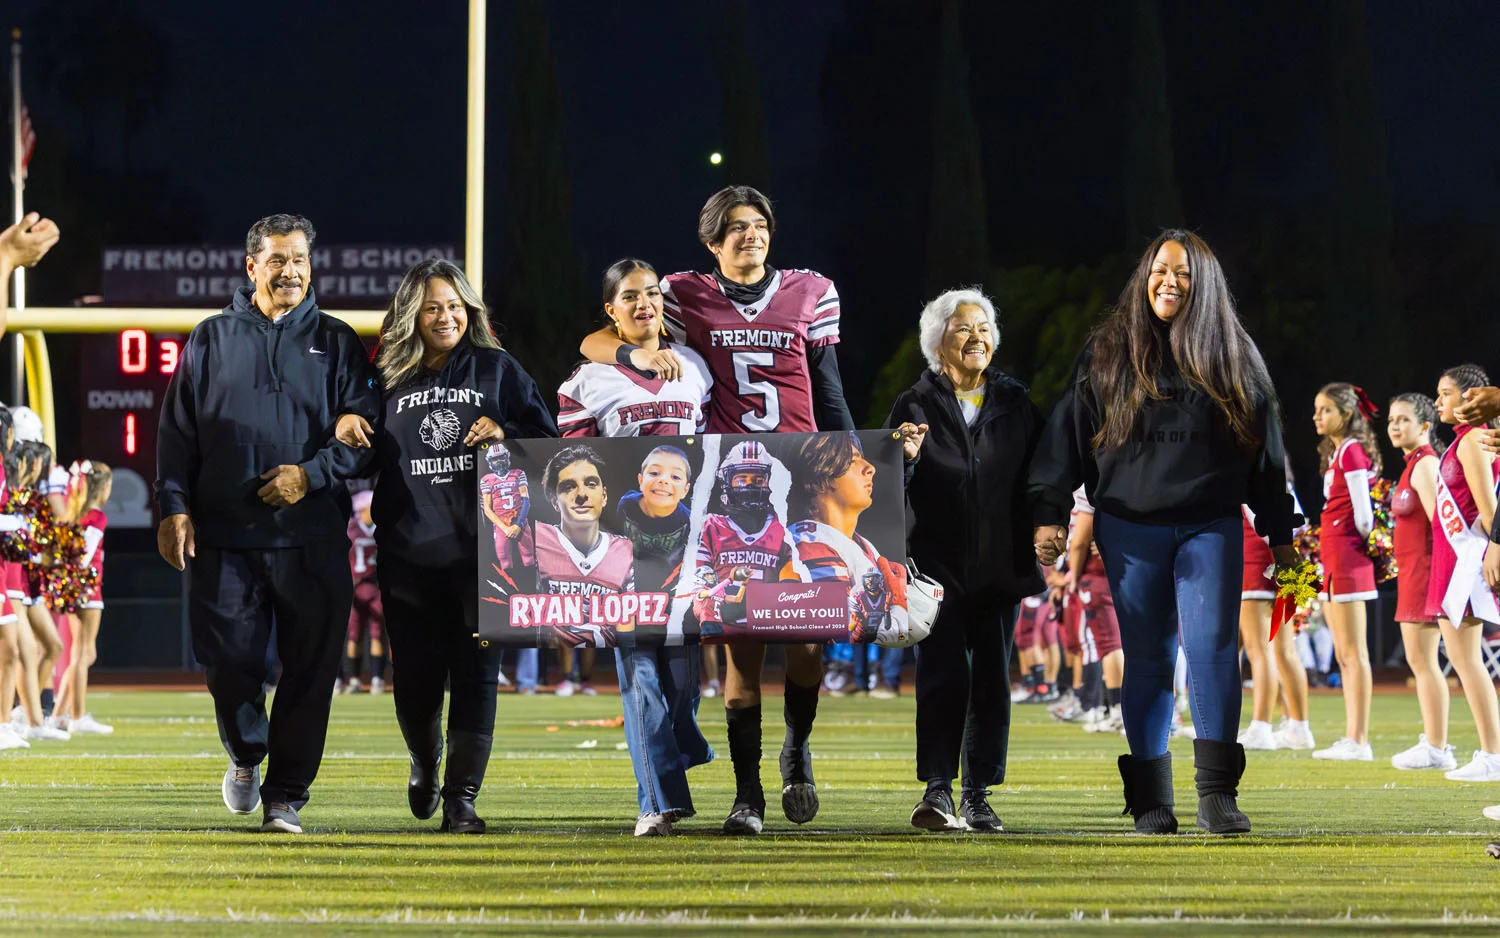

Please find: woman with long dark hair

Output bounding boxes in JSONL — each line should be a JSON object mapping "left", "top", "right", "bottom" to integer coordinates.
{"left": 557, "top": 258, "right": 713, "bottom": 836}
{"left": 1029, "top": 230, "right": 1296, "bottom": 835}
{"left": 336, "top": 259, "right": 557, "bottom": 833}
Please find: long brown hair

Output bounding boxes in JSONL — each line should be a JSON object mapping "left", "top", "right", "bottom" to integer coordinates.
{"left": 1317, "top": 382, "right": 1383, "bottom": 475}
{"left": 375, "top": 260, "right": 502, "bottom": 389}
{"left": 1087, "top": 230, "right": 1275, "bottom": 451}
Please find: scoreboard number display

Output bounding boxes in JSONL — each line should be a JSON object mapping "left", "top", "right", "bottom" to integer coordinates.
{"left": 79, "top": 330, "right": 184, "bottom": 528}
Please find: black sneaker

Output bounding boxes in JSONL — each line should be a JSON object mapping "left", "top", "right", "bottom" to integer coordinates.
{"left": 222, "top": 762, "right": 261, "bottom": 816}
{"left": 959, "top": 789, "right": 1003, "bottom": 833}
{"left": 723, "top": 800, "right": 765, "bottom": 835}
{"left": 260, "top": 802, "right": 302, "bottom": 833}
{"left": 910, "top": 787, "right": 963, "bottom": 831}
{"left": 779, "top": 744, "right": 819, "bottom": 825}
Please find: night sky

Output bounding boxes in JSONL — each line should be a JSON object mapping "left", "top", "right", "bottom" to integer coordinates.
{"left": 9, "top": 0, "right": 1500, "bottom": 461}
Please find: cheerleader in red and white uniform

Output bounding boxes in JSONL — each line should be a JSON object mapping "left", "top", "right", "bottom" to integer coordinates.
{"left": 1426, "top": 365, "right": 1500, "bottom": 783}
{"left": 57, "top": 462, "right": 112, "bottom": 735}
{"left": 3, "top": 440, "right": 68, "bottom": 740}
{"left": 1385, "top": 393, "right": 1454, "bottom": 770}
{"left": 0, "top": 409, "right": 27, "bottom": 751}
{"left": 1311, "top": 383, "right": 1380, "bottom": 762}
{"left": 1238, "top": 495, "right": 1314, "bottom": 751}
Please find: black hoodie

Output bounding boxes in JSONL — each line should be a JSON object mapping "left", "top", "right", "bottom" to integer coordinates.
{"left": 155, "top": 286, "right": 379, "bottom": 548}
{"left": 370, "top": 340, "right": 558, "bottom": 570}
{"left": 1027, "top": 342, "right": 1296, "bottom": 547}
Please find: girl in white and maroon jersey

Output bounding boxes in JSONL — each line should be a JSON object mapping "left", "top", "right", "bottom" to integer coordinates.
{"left": 1310, "top": 383, "right": 1381, "bottom": 762}
{"left": 557, "top": 260, "right": 713, "bottom": 835}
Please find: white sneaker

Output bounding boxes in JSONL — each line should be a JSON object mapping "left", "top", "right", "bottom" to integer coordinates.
{"left": 369, "top": 677, "right": 385, "bottom": 696}
{"left": 1445, "top": 750, "right": 1500, "bottom": 783}
{"left": 1390, "top": 735, "right": 1457, "bottom": 770}
{"left": 1176, "top": 722, "right": 1198, "bottom": 740}
{"left": 1312, "top": 737, "right": 1373, "bottom": 761}
{"left": 1084, "top": 705, "right": 1124, "bottom": 734}
{"left": 1238, "top": 720, "right": 1278, "bottom": 751}
{"left": 23, "top": 723, "right": 71, "bottom": 741}
{"left": 496, "top": 670, "right": 512, "bottom": 688}
{"left": 0, "top": 723, "right": 29, "bottom": 750}
{"left": 70, "top": 714, "right": 114, "bottom": 736}
{"left": 343, "top": 678, "right": 361, "bottom": 695}
{"left": 45, "top": 714, "right": 71, "bottom": 733}
{"left": 579, "top": 683, "right": 597, "bottom": 697}
{"left": 702, "top": 680, "right": 721, "bottom": 699}
{"left": 555, "top": 680, "right": 577, "bottom": 697}
{"left": 1273, "top": 719, "right": 1316, "bottom": 751}
{"left": 633, "top": 812, "right": 672, "bottom": 837}
{"left": 1483, "top": 804, "right": 1500, "bottom": 822}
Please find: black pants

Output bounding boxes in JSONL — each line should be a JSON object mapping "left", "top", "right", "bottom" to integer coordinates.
{"left": 189, "top": 541, "right": 352, "bottom": 809}
{"left": 378, "top": 554, "right": 501, "bottom": 741}
{"left": 913, "top": 589, "right": 1018, "bottom": 790}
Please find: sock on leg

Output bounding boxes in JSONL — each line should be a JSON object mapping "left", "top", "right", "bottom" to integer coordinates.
{"left": 725, "top": 705, "right": 764, "bottom": 805}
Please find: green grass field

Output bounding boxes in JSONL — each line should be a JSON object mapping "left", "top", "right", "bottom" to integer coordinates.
{"left": 2, "top": 687, "right": 1498, "bottom": 937}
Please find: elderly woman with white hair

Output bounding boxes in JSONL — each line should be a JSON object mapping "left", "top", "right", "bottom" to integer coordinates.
{"left": 885, "top": 287, "right": 1046, "bottom": 833}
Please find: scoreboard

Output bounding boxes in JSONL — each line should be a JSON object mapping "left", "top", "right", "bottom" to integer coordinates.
{"left": 78, "top": 330, "right": 185, "bottom": 529}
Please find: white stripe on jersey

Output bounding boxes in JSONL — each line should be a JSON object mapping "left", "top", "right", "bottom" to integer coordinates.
{"left": 659, "top": 277, "right": 687, "bottom": 342}
{"left": 555, "top": 345, "right": 712, "bottom": 438}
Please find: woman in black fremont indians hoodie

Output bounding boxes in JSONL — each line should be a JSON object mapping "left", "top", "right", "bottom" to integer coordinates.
{"left": 336, "top": 259, "right": 556, "bottom": 833}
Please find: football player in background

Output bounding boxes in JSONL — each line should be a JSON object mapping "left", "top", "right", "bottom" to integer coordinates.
{"left": 338, "top": 490, "right": 385, "bottom": 695}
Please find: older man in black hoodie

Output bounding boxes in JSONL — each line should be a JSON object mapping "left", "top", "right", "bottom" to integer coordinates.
{"left": 156, "top": 214, "right": 378, "bottom": 834}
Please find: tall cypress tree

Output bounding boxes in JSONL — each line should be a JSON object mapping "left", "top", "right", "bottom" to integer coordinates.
{"left": 500, "top": 0, "right": 590, "bottom": 396}
{"left": 925, "top": 0, "right": 989, "bottom": 297}
{"left": 1122, "top": 0, "right": 1184, "bottom": 248}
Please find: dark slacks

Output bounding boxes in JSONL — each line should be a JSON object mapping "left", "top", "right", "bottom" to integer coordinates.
{"left": 914, "top": 588, "right": 1019, "bottom": 789}
{"left": 378, "top": 553, "right": 501, "bottom": 740}
{"left": 189, "top": 541, "right": 352, "bottom": 809}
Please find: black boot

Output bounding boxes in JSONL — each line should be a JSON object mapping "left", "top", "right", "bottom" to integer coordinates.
{"left": 440, "top": 731, "right": 493, "bottom": 834}
{"left": 398, "top": 711, "right": 443, "bottom": 820}
{"left": 1117, "top": 754, "right": 1178, "bottom": 834}
{"left": 1193, "top": 738, "right": 1251, "bottom": 834}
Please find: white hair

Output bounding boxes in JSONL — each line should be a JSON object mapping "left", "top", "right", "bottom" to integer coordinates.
{"left": 918, "top": 287, "right": 1000, "bottom": 373}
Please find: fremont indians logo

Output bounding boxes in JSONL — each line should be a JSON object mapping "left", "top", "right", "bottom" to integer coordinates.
{"left": 419, "top": 408, "right": 463, "bottom": 451}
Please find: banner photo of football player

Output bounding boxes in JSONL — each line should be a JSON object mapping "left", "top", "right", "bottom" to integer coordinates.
{"left": 476, "top": 430, "right": 907, "bottom": 648}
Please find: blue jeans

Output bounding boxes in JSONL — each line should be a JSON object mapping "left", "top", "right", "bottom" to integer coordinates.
{"left": 615, "top": 640, "right": 713, "bottom": 817}
{"left": 1093, "top": 512, "right": 1243, "bottom": 757}
{"left": 514, "top": 648, "right": 539, "bottom": 691}
{"left": 849, "top": 643, "right": 904, "bottom": 689}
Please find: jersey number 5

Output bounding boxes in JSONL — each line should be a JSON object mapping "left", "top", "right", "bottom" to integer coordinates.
{"left": 732, "top": 351, "right": 781, "bottom": 432}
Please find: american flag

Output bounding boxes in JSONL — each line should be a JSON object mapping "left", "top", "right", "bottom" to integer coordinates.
{"left": 17, "top": 103, "right": 36, "bottom": 181}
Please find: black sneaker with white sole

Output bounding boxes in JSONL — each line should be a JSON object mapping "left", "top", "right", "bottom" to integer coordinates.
{"left": 222, "top": 762, "right": 261, "bottom": 815}
{"left": 779, "top": 744, "right": 819, "bottom": 825}
{"left": 260, "top": 802, "right": 302, "bottom": 833}
{"left": 959, "top": 788, "right": 1003, "bottom": 833}
{"left": 722, "top": 800, "right": 765, "bottom": 835}
{"left": 910, "top": 787, "right": 964, "bottom": 831}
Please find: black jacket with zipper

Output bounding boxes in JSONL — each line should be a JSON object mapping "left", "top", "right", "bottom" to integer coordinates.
{"left": 155, "top": 286, "right": 378, "bottom": 548}
{"left": 370, "top": 340, "right": 558, "bottom": 570}
{"left": 886, "top": 368, "right": 1046, "bottom": 603}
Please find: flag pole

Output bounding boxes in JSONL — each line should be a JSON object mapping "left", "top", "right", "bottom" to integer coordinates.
{"left": 9, "top": 27, "right": 26, "bottom": 406}
{"left": 464, "top": 0, "right": 485, "bottom": 297}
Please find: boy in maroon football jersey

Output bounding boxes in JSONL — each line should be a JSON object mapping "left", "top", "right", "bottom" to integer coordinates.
{"left": 580, "top": 187, "right": 855, "bottom": 835}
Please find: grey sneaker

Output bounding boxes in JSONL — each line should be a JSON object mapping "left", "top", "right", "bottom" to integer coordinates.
{"left": 222, "top": 763, "right": 261, "bottom": 815}
{"left": 261, "top": 802, "right": 302, "bottom": 833}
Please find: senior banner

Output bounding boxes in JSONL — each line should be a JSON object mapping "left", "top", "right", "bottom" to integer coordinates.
{"left": 476, "top": 430, "right": 908, "bottom": 647}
